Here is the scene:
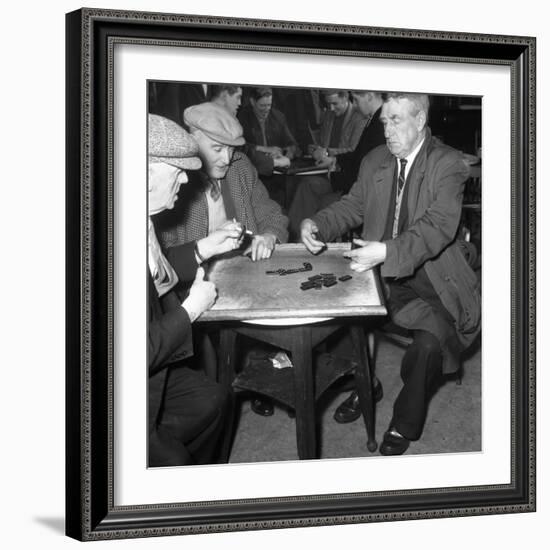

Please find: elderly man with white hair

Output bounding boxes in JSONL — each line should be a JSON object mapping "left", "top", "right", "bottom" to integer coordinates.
{"left": 148, "top": 114, "right": 243, "bottom": 467}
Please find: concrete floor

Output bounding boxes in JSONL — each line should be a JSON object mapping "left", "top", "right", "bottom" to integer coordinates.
{"left": 229, "top": 337, "right": 481, "bottom": 463}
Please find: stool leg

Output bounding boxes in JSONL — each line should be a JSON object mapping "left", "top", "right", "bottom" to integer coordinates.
{"left": 218, "top": 328, "right": 237, "bottom": 387}
{"left": 350, "top": 325, "right": 377, "bottom": 452}
{"left": 289, "top": 326, "right": 316, "bottom": 460}
{"left": 200, "top": 331, "right": 218, "bottom": 381}
{"left": 217, "top": 328, "right": 238, "bottom": 462}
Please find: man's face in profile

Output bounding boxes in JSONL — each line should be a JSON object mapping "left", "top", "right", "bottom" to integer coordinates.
{"left": 325, "top": 93, "right": 348, "bottom": 117}
{"left": 352, "top": 92, "right": 374, "bottom": 117}
{"left": 222, "top": 88, "right": 242, "bottom": 116}
{"left": 148, "top": 162, "right": 189, "bottom": 215}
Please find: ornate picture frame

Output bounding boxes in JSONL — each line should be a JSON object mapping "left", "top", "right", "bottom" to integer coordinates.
{"left": 65, "top": 8, "right": 536, "bottom": 540}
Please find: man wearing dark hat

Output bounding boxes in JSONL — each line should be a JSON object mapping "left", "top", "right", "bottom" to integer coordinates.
{"left": 148, "top": 114, "right": 243, "bottom": 466}
{"left": 155, "top": 102, "right": 288, "bottom": 262}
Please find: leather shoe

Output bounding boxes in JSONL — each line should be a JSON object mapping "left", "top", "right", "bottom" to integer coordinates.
{"left": 333, "top": 382, "right": 383, "bottom": 424}
{"left": 379, "top": 428, "right": 410, "bottom": 456}
{"left": 251, "top": 397, "right": 274, "bottom": 417}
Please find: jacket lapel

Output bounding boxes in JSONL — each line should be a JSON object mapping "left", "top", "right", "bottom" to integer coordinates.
{"left": 221, "top": 171, "right": 238, "bottom": 222}
{"left": 321, "top": 112, "right": 334, "bottom": 147}
{"left": 367, "top": 152, "right": 395, "bottom": 241}
{"left": 405, "top": 132, "right": 431, "bottom": 223}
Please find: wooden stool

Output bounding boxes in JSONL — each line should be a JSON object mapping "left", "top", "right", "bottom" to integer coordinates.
{"left": 217, "top": 319, "right": 378, "bottom": 460}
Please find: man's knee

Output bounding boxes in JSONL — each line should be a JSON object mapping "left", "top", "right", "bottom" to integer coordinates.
{"left": 208, "top": 382, "right": 232, "bottom": 417}
{"left": 411, "top": 330, "right": 441, "bottom": 357}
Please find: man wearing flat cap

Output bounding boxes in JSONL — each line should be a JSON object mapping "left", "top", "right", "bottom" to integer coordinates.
{"left": 153, "top": 102, "right": 288, "bottom": 418}
{"left": 154, "top": 102, "right": 288, "bottom": 262}
{"left": 148, "top": 114, "right": 243, "bottom": 467}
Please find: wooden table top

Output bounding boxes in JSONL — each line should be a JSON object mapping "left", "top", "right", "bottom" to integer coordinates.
{"left": 200, "top": 243, "right": 387, "bottom": 322}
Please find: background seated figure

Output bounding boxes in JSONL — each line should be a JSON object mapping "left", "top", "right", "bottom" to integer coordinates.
{"left": 209, "top": 84, "right": 243, "bottom": 117}
{"left": 308, "top": 89, "right": 368, "bottom": 162}
{"left": 288, "top": 90, "right": 386, "bottom": 240}
{"left": 238, "top": 86, "right": 300, "bottom": 208}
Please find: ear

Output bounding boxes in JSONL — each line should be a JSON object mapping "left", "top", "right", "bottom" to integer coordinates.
{"left": 416, "top": 110, "right": 427, "bottom": 130}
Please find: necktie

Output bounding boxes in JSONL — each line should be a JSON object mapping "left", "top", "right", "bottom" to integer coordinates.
{"left": 391, "top": 158, "right": 409, "bottom": 239}
{"left": 210, "top": 179, "right": 221, "bottom": 201}
{"left": 397, "top": 158, "right": 408, "bottom": 194}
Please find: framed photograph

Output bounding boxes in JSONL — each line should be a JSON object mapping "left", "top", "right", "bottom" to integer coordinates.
{"left": 66, "top": 8, "right": 536, "bottom": 541}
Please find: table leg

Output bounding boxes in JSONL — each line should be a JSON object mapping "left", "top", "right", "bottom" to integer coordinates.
{"left": 350, "top": 324, "right": 378, "bottom": 452}
{"left": 218, "top": 328, "right": 237, "bottom": 388}
{"left": 289, "top": 326, "right": 316, "bottom": 459}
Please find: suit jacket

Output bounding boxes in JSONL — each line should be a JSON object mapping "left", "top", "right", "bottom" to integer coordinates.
{"left": 318, "top": 103, "right": 368, "bottom": 155}
{"left": 313, "top": 128, "right": 480, "bottom": 373}
{"left": 238, "top": 105, "right": 298, "bottom": 150}
{"left": 155, "top": 151, "right": 289, "bottom": 248}
{"left": 148, "top": 241, "right": 198, "bottom": 464}
{"left": 238, "top": 106, "right": 299, "bottom": 177}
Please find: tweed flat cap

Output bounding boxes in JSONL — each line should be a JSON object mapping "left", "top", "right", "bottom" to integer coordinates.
{"left": 148, "top": 114, "right": 201, "bottom": 170}
{"left": 184, "top": 102, "right": 245, "bottom": 146}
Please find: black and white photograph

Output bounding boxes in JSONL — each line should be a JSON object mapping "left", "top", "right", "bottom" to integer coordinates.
{"left": 3, "top": 0, "right": 546, "bottom": 546}
{"left": 147, "top": 82, "right": 482, "bottom": 467}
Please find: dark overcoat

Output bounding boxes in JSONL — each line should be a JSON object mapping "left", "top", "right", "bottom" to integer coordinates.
{"left": 238, "top": 106, "right": 299, "bottom": 177}
{"left": 318, "top": 104, "right": 368, "bottom": 154}
{"left": 148, "top": 242, "right": 198, "bottom": 465}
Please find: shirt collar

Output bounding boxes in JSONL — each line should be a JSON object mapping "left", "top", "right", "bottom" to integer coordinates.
{"left": 401, "top": 136, "right": 425, "bottom": 166}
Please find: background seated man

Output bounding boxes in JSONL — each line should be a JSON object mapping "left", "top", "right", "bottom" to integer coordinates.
{"left": 148, "top": 114, "right": 244, "bottom": 467}
{"left": 209, "top": 84, "right": 243, "bottom": 117}
{"left": 301, "top": 92, "right": 480, "bottom": 456}
{"left": 154, "top": 102, "right": 289, "bottom": 417}
{"left": 288, "top": 90, "right": 386, "bottom": 240}
{"left": 308, "top": 89, "right": 368, "bottom": 162}
{"left": 238, "top": 86, "right": 300, "bottom": 208}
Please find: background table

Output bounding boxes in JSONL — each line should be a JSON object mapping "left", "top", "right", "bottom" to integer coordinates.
{"left": 273, "top": 157, "right": 329, "bottom": 209}
{"left": 199, "top": 243, "right": 387, "bottom": 459}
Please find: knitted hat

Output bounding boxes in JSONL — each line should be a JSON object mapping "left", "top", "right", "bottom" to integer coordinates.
{"left": 148, "top": 114, "right": 201, "bottom": 170}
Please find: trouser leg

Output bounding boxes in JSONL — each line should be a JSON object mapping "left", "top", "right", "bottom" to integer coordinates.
{"left": 391, "top": 330, "right": 442, "bottom": 441}
{"left": 156, "top": 365, "right": 233, "bottom": 465}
